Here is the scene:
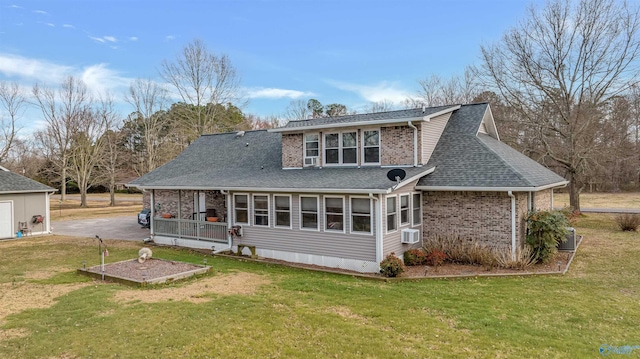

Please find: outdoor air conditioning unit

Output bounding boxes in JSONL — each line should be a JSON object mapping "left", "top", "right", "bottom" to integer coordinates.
{"left": 304, "top": 157, "right": 318, "bottom": 167}
{"left": 401, "top": 228, "right": 420, "bottom": 244}
{"left": 558, "top": 227, "right": 576, "bottom": 251}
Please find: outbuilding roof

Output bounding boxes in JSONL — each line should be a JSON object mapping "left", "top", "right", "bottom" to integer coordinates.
{"left": 0, "top": 166, "right": 56, "bottom": 194}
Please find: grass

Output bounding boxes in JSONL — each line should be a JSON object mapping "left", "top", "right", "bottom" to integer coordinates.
{"left": 50, "top": 193, "right": 143, "bottom": 221}
{"left": 0, "top": 213, "right": 639, "bottom": 358}
{"left": 554, "top": 191, "right": 640, "bottom": 209}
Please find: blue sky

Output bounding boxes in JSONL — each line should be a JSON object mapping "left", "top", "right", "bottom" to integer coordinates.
{"left": 0, "top": 0, "right": 539, "bottom": 131}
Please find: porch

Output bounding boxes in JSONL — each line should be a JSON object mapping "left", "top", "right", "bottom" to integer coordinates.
{"left": 154, "top": 217, "right": 229, "bottom": 243}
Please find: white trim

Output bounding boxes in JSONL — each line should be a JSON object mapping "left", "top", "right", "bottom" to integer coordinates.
{"left": 361, "top": 129, "right": 381, "bottom": 166}
{"left": 350, "top": 196, "right": 373, "bottom": 235}
{"left": 323, "top": 195, "right": 346, "bottom": 233}
{"left": 423, "top": 105, "right": 461, "bottom": 122}
{"left": 0, "top": 189, "right": 57, "bottom": 195}
{"left": 415, "top": 180, "right": 569, "bottom": 192}
{"left": 476, "top": 104, "right": 501, "bottom": 141}
{"left": 299, "top": 195, "right": 320, "bottom": 231}
{"left": 372, "top": 193, "right": 383, "bottom": 264}
{"left": 323, "top": 131, "right": 359, "bottom": 166}
{"left": 233, "top": 193, "right": 250, "bottom": 225}
{"left": 45, "top": 192, "right": 52, "bottom": 233}
{"left": 392, "top": 167, "right": 436, "bottom": 192}
{"left": 273, "top": 194, "right": 292, "bottom": 229}
{"left": 0, "top": 200, "right": 14, "bottom": 239}
{"left": 411, "top": 192, "right": 422, "bottom": 227}
{"left": 385, "top": 194, "right": 398, "bottom": 234}
{"left": 399, "top": 194, "right": 410, "bottom": 226}
{"left": 252, "top": 194, "right": 270, "bottom": 227}
{"left": 508, "top": 191, "right": 516, "bottom": 261}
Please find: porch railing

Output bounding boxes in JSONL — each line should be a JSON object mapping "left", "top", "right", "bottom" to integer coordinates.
{"left": 153, "top": 218, "right": 228, "bottom": 243}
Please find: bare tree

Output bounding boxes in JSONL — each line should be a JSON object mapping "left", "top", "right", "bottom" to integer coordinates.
{"left": 366, "top": 100, "right": 395, "bottom": 113}
{"left": 282, "top": 99, "right": 311, "bottom": 121}
{"left": 33, "top": 76, "right": 90, "bottom": 201}
{"left": 125, "top": 78, "right": 169, "bottom": 174}
{"left": 416, "top": 68, "right": 479, "bottom": 107}
{"left": 96, "top": 94, "right": 122, "bottom": 206}
{"left": 0, "top": 81, "right": 26, "bottom": 163}
{"left": 477, "top": 0, "right": 640, "bottom": 210}
{"left": 160, "top": 38, "right": 244, "bottom": 141}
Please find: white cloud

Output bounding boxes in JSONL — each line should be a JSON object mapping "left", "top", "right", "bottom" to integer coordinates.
{"left": 89, "top": 36, "right": 105, "bottom": 43}
{"left": 246, "top": 87, "right": 313, "bottom": 99}
{"left": 129, "top": 36, "right": 138, "bottom": 41}
{"left": 0, "top": 53, "right": 73, "bottom": 83}
{"left": 165, "top": 35, "right": 176, "bottom": 41}
{"left": 327, "top": 80, "right": 413, "bottom": 103}
{"left": 80, "top": 63, "right": 132, "bottom": 96}
{"left": 63, "top": 24, "right": 75, "bottom": 29}
{"left": 9, "top": 4, "right": 23, "bottom": 9}
{"left": 45, "top": 22, "right": 54, "bottom": 27}
{"left": 33, "top": 10, "right": 48, "bottom": 14}
{"left": 104, "top": 36, "right": 116, "bottom": 42}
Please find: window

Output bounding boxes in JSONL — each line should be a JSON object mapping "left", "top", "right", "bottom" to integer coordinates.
{"left": 363, "top": 130, "right": 380, "bottom": 164}
{"left": 325, "top": 197, "right": 344, "bottom": 231}
{"left": 234, "top": 194, "right": 248, "bottom": 224}
{"left": 351, "top": 198, "right": 372, "bottom": 234}
{"left": 412, "top": 193, "right": 421, "bottom": 226}
{"left": 386, "top": 196, "right": 397, "bottom": 232}
{"left": 304, "top": 134, "right": 319, "bottom": 158}
{"left": 300, "top": 196, "right": 319, "bottom": 230}
{"left": 274, "top": 195, "right": 291, "bottom": 228}
{"left": 253, "top": 195, "right": 269, "bottom": 226}
{"left": 400, "top": 194, "right": 410, "bottom": 225}
{"left": 324, "top": 132, "right": 358, "bottom": 165}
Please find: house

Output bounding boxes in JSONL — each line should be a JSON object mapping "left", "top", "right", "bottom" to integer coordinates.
{"left": 128, "top": 103, "right": 567, "bottom": 273}
{"left": 0, "top": 166, "right": 56, "bottom": 239}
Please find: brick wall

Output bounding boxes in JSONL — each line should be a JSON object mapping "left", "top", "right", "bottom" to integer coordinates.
{"left": 151, "top": 190, "right": 227, "bottom": 220}
{"left": 153, "top": 190, "right": 180, "bottom": 218}
{"left": 282, "top": 133, "right": 303, "bottom": 168}
{"left": 423, "top": 191, "right": 529, "bottom": 250}
{"left": 533, "top": 189, "right": 553, "bottom": 211}
{"left": 142, "top": 191, "right": 150, "bottom": 209}
{"left": 381, "top": 125, "right": 415, "bottom": 166}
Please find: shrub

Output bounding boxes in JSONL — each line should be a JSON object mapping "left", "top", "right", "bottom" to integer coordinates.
{"left": 425, "top": 250, "right": 447, "bottom": 267}
{"left": 615, "top": 213, "right": 640, "bottom": 231}
{"left": 526, "top": 210, "right": 569, "bottom": 263}
{"left": 422, "top": 233, "right": 495, "bottom": 267}
{"left": 379, "top": 252, "right": 405, "bottom": 277}
{"left": 494, "top": 245, "right": 536, "bottom": 270}
{"left": 403, "top": 248, "right": 428, "bottom": 266}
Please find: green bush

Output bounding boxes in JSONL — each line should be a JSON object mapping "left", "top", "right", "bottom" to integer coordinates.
{"left": 379, "top": 252, "right": 405, "bottom": 277}
{"left": 526, "top": 210, "right": 569, "bottom": 263}
{"left": 403, "top": 249, "right": 428, "bottom": 266}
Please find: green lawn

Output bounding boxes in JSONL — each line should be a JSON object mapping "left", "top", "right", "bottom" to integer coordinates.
{"left": 0, "top": 214, "right": 639, "bottom": 358}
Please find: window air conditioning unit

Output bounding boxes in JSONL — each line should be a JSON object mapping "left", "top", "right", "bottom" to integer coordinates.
{"left": 401, "top": 228, "right": 420, "bottom": 244}
{"left": 558, "top": 227, "right": 576, "bottom": 251}
{"left": 304, "top": 157, "right": 318, "bottom": 167}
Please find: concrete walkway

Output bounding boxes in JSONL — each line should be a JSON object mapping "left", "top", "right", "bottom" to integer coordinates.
{"left": 52, "top": 215, "right": 149, "bottom": 241}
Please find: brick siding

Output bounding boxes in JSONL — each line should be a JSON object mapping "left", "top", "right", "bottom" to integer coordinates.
{"left": 282, "top": 133, "right": 303, "bottom": 168}
{"left": 381, "top": 125, "right": 416, "bottom": 166}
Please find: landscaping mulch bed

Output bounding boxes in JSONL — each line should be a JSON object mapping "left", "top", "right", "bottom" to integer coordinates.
{"left": 79, "top": 258, "right": 210, "bottom": 285}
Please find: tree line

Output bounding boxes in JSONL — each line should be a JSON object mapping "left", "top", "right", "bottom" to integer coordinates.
{"left": 1, "top": 0, "right": 639, "bottom": 211}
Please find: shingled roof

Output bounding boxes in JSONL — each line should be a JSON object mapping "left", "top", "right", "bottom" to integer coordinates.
{"left": 129, "top": 130, "right": 432, "bottom": 193}
{"left": 130, "top": 103, "right": 567, "bottom": 193}
{"left": 416, "top": 103, "right": 567, "bottom": 190}
{"left": 0, "top": 166, "right": 56, "bottom": 194}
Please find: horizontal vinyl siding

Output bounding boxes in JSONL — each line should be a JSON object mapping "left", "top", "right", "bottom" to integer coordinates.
{"left": 0, "top": 193, "right": 47, "bottom": 234}
{"left": 420, "top": 112, "right": 452, "bottom": 165}
{"left": 232, "top": 192, "right": 377, "bottom": 262}
{"left": 382, "top": 179, "right": 422, "bottom": 256}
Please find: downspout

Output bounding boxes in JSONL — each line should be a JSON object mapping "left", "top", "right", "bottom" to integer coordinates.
{"left": 370, "top": 193, "right": 383, "bottom": 265}
{"left": 221, "top": 189, "right": 232, "bottom": 250}
{"left": 150, "top": 190, "right": 155, "bottom": 236}
{"left": 407, "top": 121, "right": 418, "bottom": 167}
{"left": 508, "top": 191, "right": 516, "bottom": 261}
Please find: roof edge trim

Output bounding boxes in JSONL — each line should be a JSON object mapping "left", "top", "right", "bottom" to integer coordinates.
{"left": 128, "top": 185, "right": 389, "bottom": 194}
{"left": 388, "top": 166, "right": 436, "bottom": 193}
{"left": 268, "top": 116, "right": 425, "bottom": 133}
{"left": 415, "top": 180, "right": 569, "bottom": 192}
{"left": 423, "top": 105, "right": 461, "bottom": 121}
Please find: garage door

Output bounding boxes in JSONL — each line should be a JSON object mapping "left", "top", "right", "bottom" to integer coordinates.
{"left": 0, "top": 201, "right": 13, "bottom": 239}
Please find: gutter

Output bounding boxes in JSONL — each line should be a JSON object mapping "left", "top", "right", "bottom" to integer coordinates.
{"left": 415, "top": 180, "right": 569, "bottom": 192}
{"left": 407, "top": 121, "right": 418, "bottom": 167}
{"left": 508, "top": 191, "right": 516, "bottom": 261}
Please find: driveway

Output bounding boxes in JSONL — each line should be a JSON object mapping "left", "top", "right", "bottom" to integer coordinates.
{"left": 52, "top": 215, "right": 150, "bottom": 241}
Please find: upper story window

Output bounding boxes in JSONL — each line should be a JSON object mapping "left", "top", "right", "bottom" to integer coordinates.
{"left": 304, "top": 134, "right": 319, "bottom": 158}
{"left": 324, "top": 132, "right": 358, "bottom": 165}
{"left": 363, "top": 130, "right": 380, "bottom": 164}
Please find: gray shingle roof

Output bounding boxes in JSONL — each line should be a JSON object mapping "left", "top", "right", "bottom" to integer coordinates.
{"left": 416, "top": 103, "right": 567, "bottom": 189}
{"left": 276, "top": 105, "right": 456, "bottom": 130}
{"left": 131, "top": 103, "right": 567, "bottom": 192}
{"left": 0, "top": 168, "right": 56, "bottom": 194}
{"left": 129, "top": 130, "right": 430, "bottom": 192}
